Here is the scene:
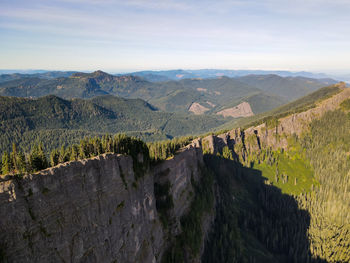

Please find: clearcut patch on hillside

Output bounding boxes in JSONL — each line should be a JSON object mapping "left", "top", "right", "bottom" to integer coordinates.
{"left": 188, "top": 102, "right": 210, "bottom": 115}
{"left": 216, "top": 101, "right": 254, "bottom": 118}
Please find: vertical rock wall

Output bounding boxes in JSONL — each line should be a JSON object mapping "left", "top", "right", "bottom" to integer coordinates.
{"left": 0, "top": 140, "right": 209, "bottom": 263}
{"left": 0, "top": 154, "right": 163, "bottom": 263}
{"left": 153, "top": 139, "right": 204, "bottom": 236}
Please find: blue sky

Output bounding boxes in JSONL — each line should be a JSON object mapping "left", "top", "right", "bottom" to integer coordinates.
{"left": 1, "top": 0, "right": 350, "bottom": 72}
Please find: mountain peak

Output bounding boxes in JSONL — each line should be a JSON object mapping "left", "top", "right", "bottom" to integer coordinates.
{"left": 92, "top": 70, "right": 110, "bottom": 77}
{"left": 70, "top": 70, "right": 112, "bottom": 79}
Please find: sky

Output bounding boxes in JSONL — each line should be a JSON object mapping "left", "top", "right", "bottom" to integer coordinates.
{"left": 0, "top": 0, "right": 350, "bottom": 73}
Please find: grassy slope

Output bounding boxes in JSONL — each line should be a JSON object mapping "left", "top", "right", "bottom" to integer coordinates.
{"left": 252, "top": 150, "right": 317, "bottom": 195}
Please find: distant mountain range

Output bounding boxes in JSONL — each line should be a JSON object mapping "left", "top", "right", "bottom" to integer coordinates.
{"left": 126, "top": 69, "right": 333, "bottom": 82}
{"left": 0, "top": 70, "right": 337, "bottom": 118}
{"left": 0, "top": 68, "right": 340, "bottom": 82}
{"left": 1, "top": 69, "right": 338, "bottom": 153}
{"left": 0, "top": 71, "right": 77, "bottom": 83}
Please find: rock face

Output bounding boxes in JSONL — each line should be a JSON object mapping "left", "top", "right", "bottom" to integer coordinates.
{"left": 244, "top": 84, "right": 350, "bottom": 150}
{"left": 216, "top": 102, "right": 254, "bottom": 118}
{"left": 0, "top": 142, "right": 208, "bottom": 263}
{"left": 154, "top": 140, "right": 204, "bottom": 236}
{"left": 202, "top": 85, "right": 350, "bottom": 157}
{"left": 0, "top": 154, "right": 163, "bottom": 263}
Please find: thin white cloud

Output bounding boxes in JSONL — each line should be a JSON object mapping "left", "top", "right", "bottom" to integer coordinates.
{"left": 59, "top": 0, "right": 193, "bottom": 10}
{"left": 1, "top": 0, "right": 349, "bottom": 70}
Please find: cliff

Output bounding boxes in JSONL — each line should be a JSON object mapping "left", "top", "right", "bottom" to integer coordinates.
{"left": 154, "top": 139, "right": 204, "bottom": 235}
{"left": 203, "top": 84, "right": 350, "bottom": 156}
{"left": 0, "top": 140, "right": 211, "bottom": 263}
{"left": 0, "top": 154, "right": 162, "bottom": 262}
{"left": 243, "top": 83, "right": 350, "bottom": 150}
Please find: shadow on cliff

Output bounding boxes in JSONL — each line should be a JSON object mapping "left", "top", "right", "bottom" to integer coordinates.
{"left": 202, "top": 154, "right": 327, "bottom": 263}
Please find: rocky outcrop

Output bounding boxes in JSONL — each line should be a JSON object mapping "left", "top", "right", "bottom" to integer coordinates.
{"left": 202, "top": 133, "right": 234, "bottom": 155}
{"left": 0, "top": 140, "right": 211, "bottom": 263}
{"left": 203, "top": 85, "right": 350, "bottom": 157}
{"left": 244, "top": 84, "right": 350, "bottom": 150}
{"left": 154, "top": 139, "right": 203, "bottom": 229}
{"left": 0, "top": 154, "right": 163, "bottom": 263}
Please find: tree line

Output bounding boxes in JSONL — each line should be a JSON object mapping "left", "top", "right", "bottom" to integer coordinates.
{"left": 0, "top": 134, "right": 194, "bottom": 176}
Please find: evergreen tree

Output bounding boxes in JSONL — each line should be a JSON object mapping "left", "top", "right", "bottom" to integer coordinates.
{"left": 1, "top": 151, "right": 12, "bottom": 175}
{"left": 16, "top": 151, "right": 27, "bottom": 173}
{"left": 50, "top": 149, "right": 60, "bottom": 166}
{"left": 79, "top": 140, "right": 87, "bottom": 159}
{"left": 70, "top": 145, "right": 79, "bottom": 161}
{"left": 10, "top": 143, "right": 18, "bottom": 172}
{"left": 58, "top": 145, "right": 66, "bottom": 163}
{"left": 29, "top": 143, "right": 48, "bottom": 172}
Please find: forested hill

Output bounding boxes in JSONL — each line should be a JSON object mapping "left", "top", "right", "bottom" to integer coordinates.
{"left": 236, "top": 74, "right": 336, "bottom": 100}
{"left": 217, "top": 82, "right": 345, "bottom": 130}
{"left": 128, "top": 69, "right": 331, "bottom": 81}
{"left": 0, "top": 95, "right": 226, "bottom": 154}
{"left": 0, "top": 71, "right": 77, "bottom": 83}
{"left": 0, "top": 70, "right": 337, "bottom": 115}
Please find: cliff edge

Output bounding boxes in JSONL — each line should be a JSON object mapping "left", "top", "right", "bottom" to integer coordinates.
{"left": 0, "top": 141, "right": 210, "bottom": 263}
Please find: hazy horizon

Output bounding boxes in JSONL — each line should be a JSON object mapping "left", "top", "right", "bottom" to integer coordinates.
{"left": 1, "top": 0, "right": 350, "bottom": 72}
{"left": 0, "top": 68, "right": 349, "bottom": 79}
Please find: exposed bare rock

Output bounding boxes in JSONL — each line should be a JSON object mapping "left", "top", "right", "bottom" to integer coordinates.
{"left": 202, "top": 134, "right": 232, "bottom": 155}
{"left": 189, "top": 102, "right": 210, "bottom": 115}
{"left": 201, "top": 84, "right": 350, "bottom": 161}
{"left": 0, "top": 141, "right": 212, "bottom": 263}
{"left": 216, "top": 102, "right": 254, "bottom": 118}
{"left": 153, "top": 139, "right": 204, "bottom": 236}
{"left": 245, "top": 84, "right": 350, "bottom": 150}
{"left": 0, "top": 154, "right": 164, "bottom": 263}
